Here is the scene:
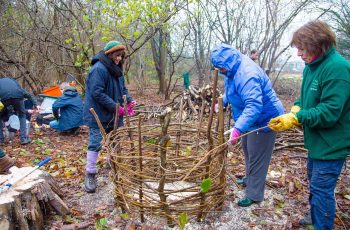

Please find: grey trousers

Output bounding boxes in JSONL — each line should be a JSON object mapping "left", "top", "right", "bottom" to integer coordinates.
{"left": 241, "top": 130, "right": 276, "bottom": 202}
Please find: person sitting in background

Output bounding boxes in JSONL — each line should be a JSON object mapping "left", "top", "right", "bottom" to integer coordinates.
{"left": 0, "top": 77, "right": 39, "bottom": 145}
{"left": 49, "top": 83, "right": 83, "bottom": 134}
{"left": 0, "top": 148, "right": 15, "bottom": 173}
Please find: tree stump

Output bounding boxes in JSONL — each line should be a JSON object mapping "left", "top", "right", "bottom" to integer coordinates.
{"left": 0, "top": 167, "right": 70, "bottom": 230}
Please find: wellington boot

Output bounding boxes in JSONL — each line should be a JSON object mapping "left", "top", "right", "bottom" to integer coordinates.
{"left": 84, "top": 173, "right": 96, "bottom": 193}
{"left": 0, "top": 155, "right": 15, "bottom": 174}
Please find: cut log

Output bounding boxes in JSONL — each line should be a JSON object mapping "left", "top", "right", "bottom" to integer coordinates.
{"left": 0, "top": 166, "right": 70, "bottom": 230}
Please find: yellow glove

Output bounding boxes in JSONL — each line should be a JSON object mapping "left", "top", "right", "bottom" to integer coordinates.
{"left": 290, "top": 105, "right": 300, "bottom": 114}
{"left": 268, "top": 113, "right": 299, "bottom": 132}
{"left": 290, "top": 105, "right": 302, "bottom": 126}
{"left": 0, "top": 101, "right": 4, "bottom": 112}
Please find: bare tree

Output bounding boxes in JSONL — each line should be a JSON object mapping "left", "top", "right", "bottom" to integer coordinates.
{"left": 323, "top": 0, "right": 350, "bottom": 59}
{"left": 199, "top": 0, "right": 316, "bottom": 73}
{"left": 185, "top": 1, "right": 213, "bottom": 87}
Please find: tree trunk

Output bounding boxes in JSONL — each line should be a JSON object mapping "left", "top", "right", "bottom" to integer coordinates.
{"left": 0, "top": 167, "right": 70, "bottom": 230}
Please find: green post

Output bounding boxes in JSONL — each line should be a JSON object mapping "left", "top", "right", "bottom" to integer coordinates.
{"left": 183, "top": 71, "right": 190, "bottom": 89}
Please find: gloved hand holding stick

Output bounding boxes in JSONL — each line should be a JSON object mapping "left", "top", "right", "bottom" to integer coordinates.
{"left": 181, "top": 125, "right": 270, "bottom": 181}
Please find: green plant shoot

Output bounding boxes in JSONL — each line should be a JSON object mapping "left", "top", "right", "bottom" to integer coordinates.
{"left": 200, "top": 178, "right": 212, "bottom": 193}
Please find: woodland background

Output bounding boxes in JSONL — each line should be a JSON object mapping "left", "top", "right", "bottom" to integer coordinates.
{"left": 1, "top": 1, "right": 350, "bottom": 229}
{"left": 0, "top": 0, "right": 349, "bottom": 99}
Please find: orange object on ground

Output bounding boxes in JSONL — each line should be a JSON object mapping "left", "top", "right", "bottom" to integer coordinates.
{"left": 41, "top": 86, "right": 62, "bottom": 97}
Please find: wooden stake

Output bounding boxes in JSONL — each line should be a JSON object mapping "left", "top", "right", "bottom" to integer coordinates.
{"left": 89, "top": 108, "right": 106, "bottom": 139}
{"left": 158, "top": 108, "right": 172, "bottom": 226}
{"left": 137, "top": 116, "right": 145, "bottom": 222}
{"left": 198, "top": 69, "right": 219, "bottom": 221}
{"left": 113, "top": 103, "right": 120, "bottom": 132}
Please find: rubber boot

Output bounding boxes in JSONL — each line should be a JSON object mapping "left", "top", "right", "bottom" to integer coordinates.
{"left": 84, "top": 173, "right": 96, "bottom": 193}
{"left": 85, "top": 150, "right": 98, "bottom": 193}
{"left": 0, "top": 155, "right": 15, "bottom": 174}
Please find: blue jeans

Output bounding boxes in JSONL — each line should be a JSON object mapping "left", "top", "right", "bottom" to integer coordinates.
{"left": 88, "top": 127, "right": 104, "bottom": 152}
{"left": 49, "top": 120, "right": 59, "bottom": 130}
{"left": 307, "top": 158, "right": 345, "bottom": 230}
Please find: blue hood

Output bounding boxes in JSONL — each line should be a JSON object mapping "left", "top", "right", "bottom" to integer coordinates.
{"left": 211, "top": 43, "right": 242, "bottom": 78}
{"left": 210, "top": 43, "right": 284, "bottom": 132}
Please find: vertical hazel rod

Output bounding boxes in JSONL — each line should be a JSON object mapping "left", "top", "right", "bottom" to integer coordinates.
{"left": 175, "top": 98, "right": 184, "bottom": 156}
{"left": 137, "top": 115, "right": 144, "bottom": 222}
{"left": 217, "top": 96, "right": 227, "bottom": 209}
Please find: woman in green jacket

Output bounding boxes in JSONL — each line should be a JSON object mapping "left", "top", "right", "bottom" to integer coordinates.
{"left": 269, "top": 20, "right": 350, "bottom": 230}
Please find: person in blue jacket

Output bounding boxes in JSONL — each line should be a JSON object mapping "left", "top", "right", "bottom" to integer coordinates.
{"left": 211, "top": 43, "right": 284, "bottom": 207}
{"left": 83, "top": 40, "right": 135, "bottom": 193}
{"left": 0, "top": 77, "right": 39, "bottom": 145}
{"left": 49, "top": 84, "right": 83, "bottom": 134}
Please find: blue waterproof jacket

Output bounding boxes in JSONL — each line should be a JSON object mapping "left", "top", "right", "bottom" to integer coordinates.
{"left": 83, "top": 53, "right": 133, "bottom": 129}
{"left": 211, "top": 44, "right": 284, "bottom": 132}
{"left": 52, "top": 90, "right": 83, "bottom": 131}
{"left": 0, "top": 77, "right": 37, "bottom": 105}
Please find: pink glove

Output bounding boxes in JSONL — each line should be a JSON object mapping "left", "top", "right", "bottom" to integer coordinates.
{"left": 128, "top": 101, "right": 137, "bottom": 107}
{"left": 118, "top": 106, "right": 125, "bottom": 117}
{"left": 229, "top": 128, "right": 241, "bottom": 145}
{"left": 127, "top": 101, "right": 136, "bottom": 117}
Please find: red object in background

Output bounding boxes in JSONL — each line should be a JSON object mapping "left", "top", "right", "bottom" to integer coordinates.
{"left": 41, "top": 86, "right": 62, "bottom": 97}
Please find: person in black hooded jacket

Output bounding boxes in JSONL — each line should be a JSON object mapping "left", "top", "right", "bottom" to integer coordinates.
{"left": 83, "top": 41, "right": 135, "bottom": 193}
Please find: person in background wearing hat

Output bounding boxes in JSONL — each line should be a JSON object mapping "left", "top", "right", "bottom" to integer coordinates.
{"left": 0, "top": 77, "right": 39, "bottom": 145}
{"left": 49, "top": 82, "right": 83, "bottom": 134}
{"left": 0, "top": 148, "right": 15, "bottom": 173}
{"left": 83, "top": 40, "right": 136, "bottom": 193}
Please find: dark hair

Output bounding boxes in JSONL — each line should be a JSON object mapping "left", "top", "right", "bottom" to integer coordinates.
{"left": 250, "top": 49, "right": 257, "bottom": 55}
{"left": 291, "top": 20, "right": 336, "bottom": 57}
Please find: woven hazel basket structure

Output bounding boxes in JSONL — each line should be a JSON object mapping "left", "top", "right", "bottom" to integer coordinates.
{"left": 102, "top": 98, "right": 228, "bottom": 225}
{"left": 88, "top": 70, "right": 228, "bottom": 226}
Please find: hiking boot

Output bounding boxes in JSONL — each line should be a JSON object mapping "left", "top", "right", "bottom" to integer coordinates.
{"left": 237, "top": 197, "right": 257, "bottom": 207}
{"left": 0, "top": 155, "right": 15, "bottom": 173}
{"left": 84, "top": 173, "right": 96, "bottom": 193}
{"left": 21, "top": 137, "right": 32, "bottom": 145}
{"left": 236, "top": 177, "right": 247, "bottom": 187}
{"left": 299, "top": 211, "right": 312, "bottom": 226}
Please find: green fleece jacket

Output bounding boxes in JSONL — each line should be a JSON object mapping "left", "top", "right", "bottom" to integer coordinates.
{"left": 295, "top": 47, "right": 350, "bottom": 160}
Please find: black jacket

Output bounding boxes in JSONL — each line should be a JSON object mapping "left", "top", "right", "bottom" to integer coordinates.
{"left": 83, "top": 52, "right": 133, "bottom": 129}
